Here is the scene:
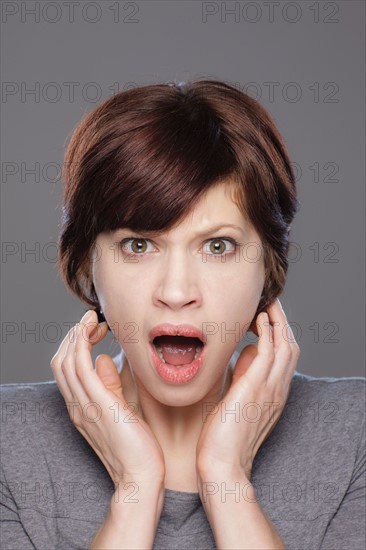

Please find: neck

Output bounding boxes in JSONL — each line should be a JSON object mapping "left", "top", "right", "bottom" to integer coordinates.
{"left": 116, "top": 351, "right": 234, "bottom": 452}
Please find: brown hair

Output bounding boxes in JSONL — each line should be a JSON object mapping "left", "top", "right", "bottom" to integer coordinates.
{"left": 58, "top": 79, "right": 300, "bottom": 321}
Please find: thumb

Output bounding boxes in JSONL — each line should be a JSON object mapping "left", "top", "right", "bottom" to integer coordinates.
{"left": 232, "top": 344, "right": 258, "bottom": 383}
{"left": 95, "top": 354, "right": 124, "bottom": 398}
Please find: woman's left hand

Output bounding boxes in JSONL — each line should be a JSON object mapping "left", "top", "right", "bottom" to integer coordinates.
{"left": 196, "top": 298, "right": 300, "bottom": 482}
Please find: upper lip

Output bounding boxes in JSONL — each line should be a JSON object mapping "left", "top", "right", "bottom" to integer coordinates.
{"left": 149, "top": 324, "right": 207, "bottom": 345}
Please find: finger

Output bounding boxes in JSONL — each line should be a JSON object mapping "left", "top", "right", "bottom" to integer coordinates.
{"left": 50, "top": 310, "right": 95, "bottom": 398}
{"left": 268, "top": 299, "right": 299, "bottom": 354}
{"left": 52, "top": 321, "right": 78, "bottom": 364}
{"left": 283, "top": 318, "right": 301, "bottom": 358}
{"left": 95, "top": 354, "right": 125, "bottom": 400}
{"left": 230, "top": 312, "right": 274, "bottom": 398}
{"left": 50, "top": 324, "right": 79, "bottom": 404}
{"left": 74, "top": 313, "right": 120, "bottom": 405}
{"left": 71, "top": 320, "right": 111, "bottom": 406}
{"left": 264, "top": 299, "right": 286, "bottom": 353}
{"left": 268, "top": 304, "right": 291, "bottom": 386}
{"left": 255, "top": 311, "right": 275, "bottom": 379}
{"left": 266, "top": 300, "right": 300, "bottom": 384}
{"left": 232, "top": 344, "right": 258, "bottom": 383}
{"left": 61, "top": 322, "right": 93, "bottom": 408}
{"left": 282, "top": 322, "right": 300, "bottom": 385}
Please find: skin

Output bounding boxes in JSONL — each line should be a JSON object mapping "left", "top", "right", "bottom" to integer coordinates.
{"left": 51, "top": 178, "right": 300, "bottom": 548}
{"left": 91, "top": 179, "right": 266, "bottom": 485}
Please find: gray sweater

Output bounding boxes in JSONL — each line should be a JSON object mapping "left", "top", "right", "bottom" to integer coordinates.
{"left": 1, "top": 371, "right": 365, "bottom": 549}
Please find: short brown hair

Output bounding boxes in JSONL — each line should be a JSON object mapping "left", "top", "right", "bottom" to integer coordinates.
{"left": 58, "top": 79, "right": 300, "bottom": 320}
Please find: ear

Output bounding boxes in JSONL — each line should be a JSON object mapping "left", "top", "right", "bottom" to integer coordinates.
{"left": 248, "top": 317, "right": 259, "bottom": 337}
{"left": 95, "top": 307, "right": 112, "bottom": 331}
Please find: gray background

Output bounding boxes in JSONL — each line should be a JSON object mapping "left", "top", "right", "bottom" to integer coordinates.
{"left": 1, "top": 0, "right": 365, "bottom": 383}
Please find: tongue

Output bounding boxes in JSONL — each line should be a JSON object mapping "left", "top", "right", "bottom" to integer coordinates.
{"left": 155, "top": 336, "right": 200, "bottom": 366}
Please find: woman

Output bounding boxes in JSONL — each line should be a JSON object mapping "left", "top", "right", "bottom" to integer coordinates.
{"left": 1, "top": 79, "right": 364, "bottom": 549}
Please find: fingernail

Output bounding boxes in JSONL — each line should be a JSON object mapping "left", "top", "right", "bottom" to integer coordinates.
{"left": 81, "top": 310, "right": 94, "bottom": 323}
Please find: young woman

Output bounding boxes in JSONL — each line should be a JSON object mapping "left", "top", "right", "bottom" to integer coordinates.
{"left": 1, "top": 79, "right": 364, "bottom": 549}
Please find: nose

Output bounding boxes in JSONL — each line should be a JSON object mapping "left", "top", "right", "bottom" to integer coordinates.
{"left": 152, "top": 250, "right": 202, "bottom": 311}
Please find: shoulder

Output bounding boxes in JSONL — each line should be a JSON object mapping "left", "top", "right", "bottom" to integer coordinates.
{"left": 253, "top": 371, "right": 365, "bottom": 501}
{"left": 0, "top": 379, "right": 62, "bottom": 400}
{"left": 0, "top": 381, "right": 114, "bottom": 546}
{"left": 290, "top": 369, "right": 365, "bottom": 400}
{"left": 0, "top": 379, "right": 103, "bottom": 480}
{"left": 0, "top": 381, "right": 75, "bottom": 446}
{"left": 258, "top": 370, "right": 365, "bottom": 460}
{"left": 289, "top": 370, "right": 365, "bottom": 418}
{"left": 0, "top": 380, "right": 65, "bottom": 421}
{"left": 274, "top": 371, "right": 365, "bottom": 451}
{"left": 0, "top": 380, "right": 64, "bottom": 408}
{"left": 252, "top": 372, "right": 366, "bottom": 546}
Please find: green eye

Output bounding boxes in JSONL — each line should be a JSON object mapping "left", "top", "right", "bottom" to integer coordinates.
{"left": 204, "top": 238, "right": 238, "bottom": 255}
{"left": 209, "top": 239, "right": 226, "bottom": 254}
{"left": 130, "top": 239, "right": 148, "bottom": 253}
{"left": 119, "top": 238, "right": 151, "bottom": 254}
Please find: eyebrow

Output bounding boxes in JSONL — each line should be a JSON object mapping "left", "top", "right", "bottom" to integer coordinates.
{"left": 188, "top": 223, "right": 246, "bottom": 238}
{"left": 117, "top": 223, "right": 247, "bottom": 238}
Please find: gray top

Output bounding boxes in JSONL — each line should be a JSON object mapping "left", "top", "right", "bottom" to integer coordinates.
{"left": 1, "top": 371, "right": 365, "bottom": 549}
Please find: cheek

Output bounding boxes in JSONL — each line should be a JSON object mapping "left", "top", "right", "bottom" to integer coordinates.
{"left": 97, "top": 272, "right": 143, "bottom": 310}
{"left": 94, "top": 273, "right": 145, "bottom": 348}
{"left": 93, "top": 261, "right": 148, "bottom": 333}
{"left": 224, "top": 288, "right": 261, "bottom": 324}
{"left": 216, "top": 262, "right": 265, "bottom": 324}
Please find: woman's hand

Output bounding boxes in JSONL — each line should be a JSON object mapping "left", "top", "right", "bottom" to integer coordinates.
{"left": 196, "top": 298, "right": 300, "bottom": 481}
{"left": 50, "top": 310, "right": 166, "bottom": 490}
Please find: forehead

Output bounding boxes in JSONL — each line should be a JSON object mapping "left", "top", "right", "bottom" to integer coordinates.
{"left": 170, "top": 179, "right": 248, "bottom": 232}
{"left": 125, "top": 179, "right": 255, "bottom": 244}
{"left": 100, "top": 177, "right": 254, "bottom": 245}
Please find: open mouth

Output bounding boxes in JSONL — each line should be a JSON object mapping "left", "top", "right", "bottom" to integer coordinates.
{"left": 148, "top": 324, "right": 207, "bottom": 382}
{"left": 152, "top": 335, "right": 204, "bottom": 367}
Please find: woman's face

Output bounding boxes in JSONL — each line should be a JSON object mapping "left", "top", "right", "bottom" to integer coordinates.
{"left": 92, "top": 179, "right": 265, "bottom": 406}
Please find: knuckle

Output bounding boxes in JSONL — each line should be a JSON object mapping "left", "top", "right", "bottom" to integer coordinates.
{"left": 294, "top": 343, "right": 301, "bottom": 357}
{"left": 61, "top": 357, "right": 72, "bottom": 376}
{"left": 273, "top": 388, "right": 284, "bottom": 404}
{"left": 60, "top": 362, "right": 67, "bottom": 376}
{"left": 66, "top": 404, "right": 83, "bottom": 429}
{"left": 72, "top": 413, "right": 83, "bottom": 430}
{"left": 263, "top": 346, "right": 275, "bottom": 362}
{"left": 275, "top": 380, "right": 288, "bottom": 402}
{"left": 278, "top": 344, "right": 292, "bottom": 363}
{"left": 75, "top": 360, "right": 85, "bottom": 382}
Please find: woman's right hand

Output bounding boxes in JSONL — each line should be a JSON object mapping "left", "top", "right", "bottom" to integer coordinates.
{"left": 50, "top": 309, "right": 166, "bottom": 491}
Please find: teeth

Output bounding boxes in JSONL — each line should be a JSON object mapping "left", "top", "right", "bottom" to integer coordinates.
{"left": 155, "top": 344, "right": 165, "bottom": 362}
{"left": 193, "top": 346, "right": 203, "bottom": 360}
{"left": 154, "top": 344, "right": 203, "bottom": 365}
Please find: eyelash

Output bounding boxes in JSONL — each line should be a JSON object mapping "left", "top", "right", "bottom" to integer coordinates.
{"left": 118, "top": 237, "right": 241, "bottom": 258}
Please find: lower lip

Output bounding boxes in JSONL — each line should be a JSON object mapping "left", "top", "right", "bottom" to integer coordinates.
{"left": 149, "top": 342, "right": 205, "bottom": 384}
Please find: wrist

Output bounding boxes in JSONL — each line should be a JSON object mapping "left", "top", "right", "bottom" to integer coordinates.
{"left": 90, "top": 484, "right": 165, "bottom": 549}
{"left": 197, "top": 465, "right": 255, "bottom": 512}
{"left": 197, "top": 461, "right": 250, "bottom": 484}
{"left": 106, "top": 481, "right": 165, "bottom": 545}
